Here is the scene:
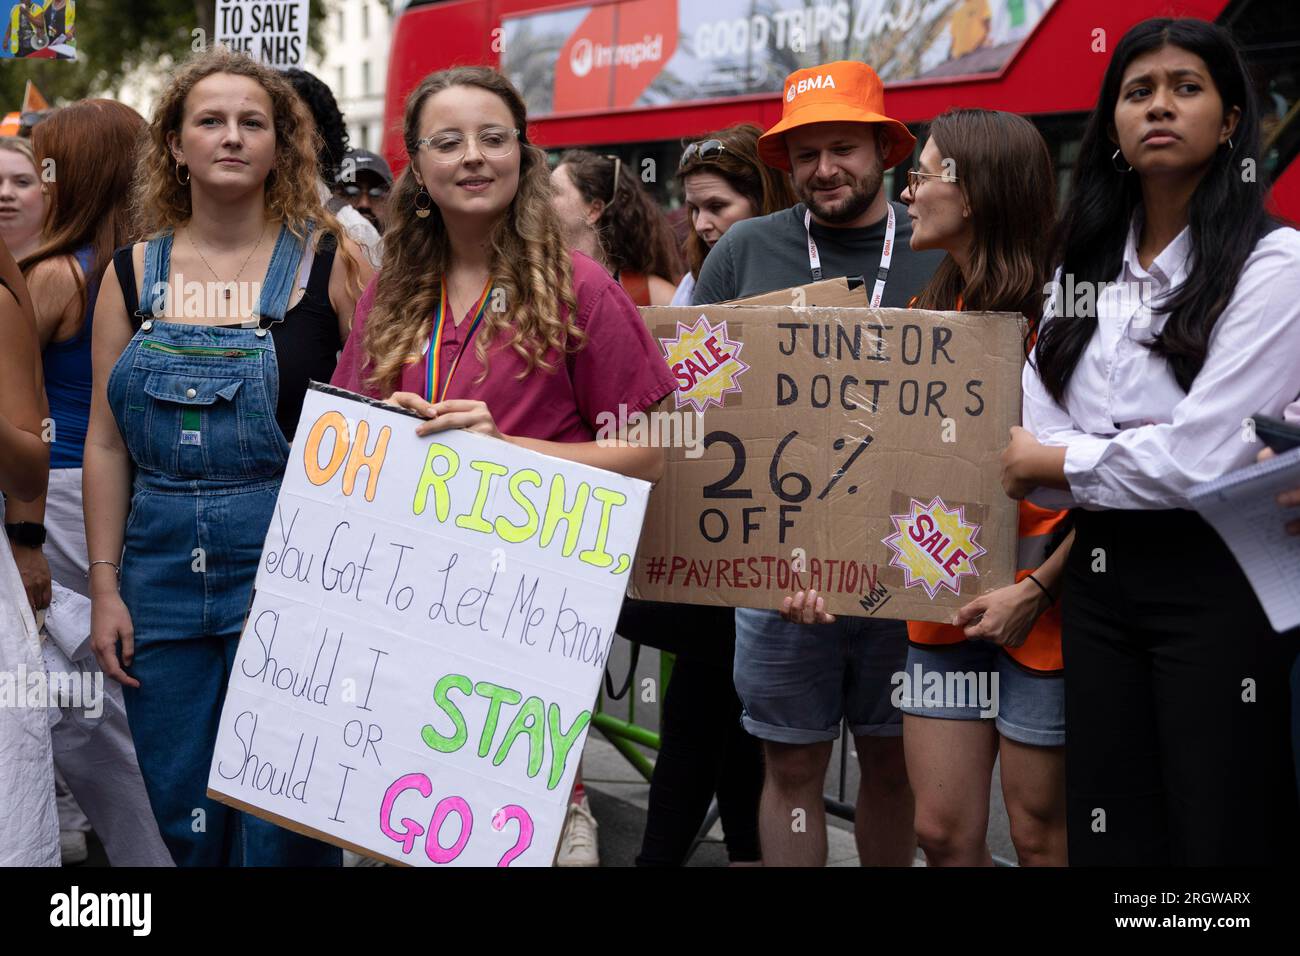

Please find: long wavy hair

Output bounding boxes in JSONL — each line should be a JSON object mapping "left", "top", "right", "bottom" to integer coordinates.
{"left": 363, "top": 66, "right": 579, "bottom": 390}
{"left": 677, "top": 123, "right": 797, "bottom": 280}
{"left": 132, "top": 46, "right": 361, "bottom": 292}
{"left": 558, "top": 149, "right": 682, "bottom": 281}
{"left": 911, "top": 109, "right": 1056, "bottom": 336}
{"left": 1034, "top": 17, "right": 1273, "bottom": 402}
{"left": 21, "top": 99, "right": 145, "bottom": 316}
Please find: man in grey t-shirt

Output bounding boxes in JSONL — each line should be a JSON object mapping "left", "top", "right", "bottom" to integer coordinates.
{"left": 693, "top": 60, "right": 942, "bottom": 868}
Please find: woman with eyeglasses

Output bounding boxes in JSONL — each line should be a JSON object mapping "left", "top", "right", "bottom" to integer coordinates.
{"left": 783, "top": 109, "right": 1070, "bottom": 866}
{"left": 550, "top": 149, "right": 682, "bottom": 305}
{"left": 329, "top": 67, "right": 679, "bottom": 867}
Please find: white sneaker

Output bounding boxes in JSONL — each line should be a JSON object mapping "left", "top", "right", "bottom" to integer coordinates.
{"left": 555, "top": 796, "right": 599, "bottom": 867}
{"left": 60, "top": 830, "right": 88, "bottom": 865}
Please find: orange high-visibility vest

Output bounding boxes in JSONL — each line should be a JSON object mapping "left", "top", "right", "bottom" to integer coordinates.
{"left": 904, "top": 296, "right": 1066, "bottom": 673}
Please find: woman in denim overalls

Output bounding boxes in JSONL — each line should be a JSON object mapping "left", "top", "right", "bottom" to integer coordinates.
{"left": 85, "top": 48, "right": 369, "bottom": 866}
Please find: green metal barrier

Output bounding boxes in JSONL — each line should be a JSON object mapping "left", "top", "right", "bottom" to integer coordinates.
{"left": 591, "top": 645, "right": 673, "bottom": 781}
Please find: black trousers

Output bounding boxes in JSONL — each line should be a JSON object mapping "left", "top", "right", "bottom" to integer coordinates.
{"left": 615, "top": 600, "right": 763, "bottom": 865}
{"left": 1062, "top": 508, "right": 1299, "bottom": 865}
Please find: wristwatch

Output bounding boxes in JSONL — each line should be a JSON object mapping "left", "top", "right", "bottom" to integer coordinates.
{"left": 4, "top": 521, "right": 46, "bottom": 548}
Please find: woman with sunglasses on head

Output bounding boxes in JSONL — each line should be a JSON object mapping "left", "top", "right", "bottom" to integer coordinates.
{"left": 329, "top": 67, "right": 679, "bottom": 866}
{"left": 613, "top": 124, "right": 797, "bottom": 868}
{"left": 550, "top": 149, "right": 682, "bottom": 305}
{"left": 670, "top": 125, "right": 798, "bottom": 307}
{"left": 83, "top": 46, "right": 371, "bottom": 867}
{"left": 1005, "top": 18, "right": 1300, "bottom": 865}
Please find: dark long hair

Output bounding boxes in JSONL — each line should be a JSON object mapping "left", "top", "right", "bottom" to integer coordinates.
{"left": 558, "top": 149, "right": 682, "bottom": 281}
{"left": 677, "top": 123, "right": 797, "bottom": 280}
{"left": 1035, "top": 17, "right": 1272, "bottom": 403}
{"left": 911, "top": 109, "right": 1056, "bottom": 333}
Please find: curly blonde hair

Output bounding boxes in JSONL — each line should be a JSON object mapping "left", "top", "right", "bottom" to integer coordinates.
{"left": 132, "top": 46, "right": 361, "bottom": 292}
{"left": 362, "top": 66, "right": 579, "bottom": 391}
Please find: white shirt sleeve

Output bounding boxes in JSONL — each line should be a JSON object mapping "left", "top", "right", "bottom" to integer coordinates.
{"left": 1020, "top": 352, "right": 1095, "bottom": 509}
{"left": 1057, "top": 234, "right": 1300, "bottom": 509}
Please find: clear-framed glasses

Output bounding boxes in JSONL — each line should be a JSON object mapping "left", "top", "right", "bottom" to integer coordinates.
{"left": 415, "top": 126, "right": 520, "bottom": 164}
{"left": 906, "top": 168, "right": 957, "bottom": 191}
{"left": 679, "top": 139, "right": 727, "bottom": 169}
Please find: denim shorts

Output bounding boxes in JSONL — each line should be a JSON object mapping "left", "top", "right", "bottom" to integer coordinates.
{"left": 898, "top": 641, "right": 1065, "bottom": 748}
{"left": 733, "top": 607, "right": 908, "bottom": 743}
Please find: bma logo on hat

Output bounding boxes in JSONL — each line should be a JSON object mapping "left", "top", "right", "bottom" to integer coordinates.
{"left": 787, "top": 74, "right": 837, "bottom": 101}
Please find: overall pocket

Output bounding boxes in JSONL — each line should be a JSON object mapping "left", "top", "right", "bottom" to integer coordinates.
{"left": 138, "top": 370, "right": 283, "bottom": 479}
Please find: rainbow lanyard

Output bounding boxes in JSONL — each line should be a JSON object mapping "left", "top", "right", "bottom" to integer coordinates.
{"left": 425, "top": 278, "right": 493, "bottom": 403}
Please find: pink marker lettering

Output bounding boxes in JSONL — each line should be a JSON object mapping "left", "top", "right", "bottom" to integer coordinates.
{"left": 492, "top": 805, "right": 535, "bottom": 867}
{"left": 425, "top": 796, "right": 473, "bottom": 864}
{"left": 379, "top": 772, "right": 432, "bottom": 855}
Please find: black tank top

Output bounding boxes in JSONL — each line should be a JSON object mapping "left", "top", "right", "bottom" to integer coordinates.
{"left": 112, "top": 234, "right": 342, "bottom": 441}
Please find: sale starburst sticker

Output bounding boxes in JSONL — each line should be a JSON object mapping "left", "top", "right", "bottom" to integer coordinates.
{"left": 660, "top": 315, "right": 749, "bottom": 414}
{"left": 882, "top": 496, "right": 986, "bottom": 599}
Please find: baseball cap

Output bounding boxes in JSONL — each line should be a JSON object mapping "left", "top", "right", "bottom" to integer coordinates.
{"left": 338, "top": 148, "right": 393, "bottom": 185}
{"left": 757, "top": 61, "right": 916, "bottom": 172}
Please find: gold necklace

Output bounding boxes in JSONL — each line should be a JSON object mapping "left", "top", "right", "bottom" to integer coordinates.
{"left": 188, "top": 225, "right": 267, "bottom": 301}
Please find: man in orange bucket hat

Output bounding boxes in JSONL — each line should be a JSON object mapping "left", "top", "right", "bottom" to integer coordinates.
{"left": 693, "top": 61, "right": 943, "bottom": 868}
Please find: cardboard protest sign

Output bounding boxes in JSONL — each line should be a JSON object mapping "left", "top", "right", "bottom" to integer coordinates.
{"left": 733, "top": 276, "right": 867, "bottom": 308}
{"left": 629, "top": 304, "right": 1026, "bottom": 623}
{"left": 216, "top": 0, "right": 308, "bottom": 69}
{"left": 207, "top": 385, "right": 650, "bottom": 866}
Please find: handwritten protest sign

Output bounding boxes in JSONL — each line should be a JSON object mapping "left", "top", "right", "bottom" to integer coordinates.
{"left": 216, "top": 0, "right": 308, "bottom": 69}
{"left": 207, "top": 385, "right": 650, "bottom": 866}
{"left": 629, "top": 303, "right": 1026, "bottom": 624}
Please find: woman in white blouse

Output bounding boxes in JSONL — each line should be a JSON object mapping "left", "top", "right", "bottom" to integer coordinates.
{"left": 1002, "top": 17, "right": 1300, "bottom": 865}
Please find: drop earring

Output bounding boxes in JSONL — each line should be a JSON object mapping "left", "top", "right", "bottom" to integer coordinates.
{"left": 1111, "top": 148, "right": 1132, "bottom": 173}
{"left": 414, "top": 185, "right": 432, "bottom": 219}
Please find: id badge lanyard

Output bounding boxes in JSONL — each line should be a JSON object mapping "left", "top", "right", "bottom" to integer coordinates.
{"left": 804, "top": 203, "right": 896, "bottom": 308}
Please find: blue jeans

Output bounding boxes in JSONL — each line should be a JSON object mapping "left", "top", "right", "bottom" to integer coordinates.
{"left": 111, "top": 226, "right": 338, "bottom": 867}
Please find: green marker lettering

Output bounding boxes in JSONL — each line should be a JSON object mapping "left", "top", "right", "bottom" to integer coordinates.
{"left": 412, "top": 442, "right": 459, "bottom": 521}
{"left": 492, "top": 695, "right": 546, "bottom": 779}
{"left": 539, "top": 474, "right": 590, "bottom": 557}
{"left": 547, "top": 703, "right": 592, "bottom": 791}
{"left": 456, "top": 460, "right": 509, "bottom": 534}
{"left": 473, "top": 680, "right": 522, "bottom": 758}
{"left": 495, "top": 468, "right": 542, "bottom": 544}
{"left": 420, "top": 673, "right": 472, "bottom": 753}
{"left": 579, "top": 486, "right": 627, "bottom": 568}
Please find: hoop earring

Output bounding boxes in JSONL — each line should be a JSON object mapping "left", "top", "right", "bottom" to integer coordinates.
{"left": 175, "top": 163, "right": 190, "bottom": 185}
{"left": 1111, "top": 148, "right": 1132, "bottom": 173}
{"left": 414, "top": 186, "right": 432, "bottom": 219}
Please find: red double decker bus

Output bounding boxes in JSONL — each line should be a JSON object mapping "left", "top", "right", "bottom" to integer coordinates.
{"left": 383, "top": 0, "right": 1300, "bottom": 218}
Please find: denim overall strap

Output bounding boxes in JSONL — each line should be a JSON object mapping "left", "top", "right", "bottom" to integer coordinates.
{"left": 254, "top": 221, "right": 314, "bottom": 324}
{"left": 138, "top": 232, "right": 175, "bottom": 320}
